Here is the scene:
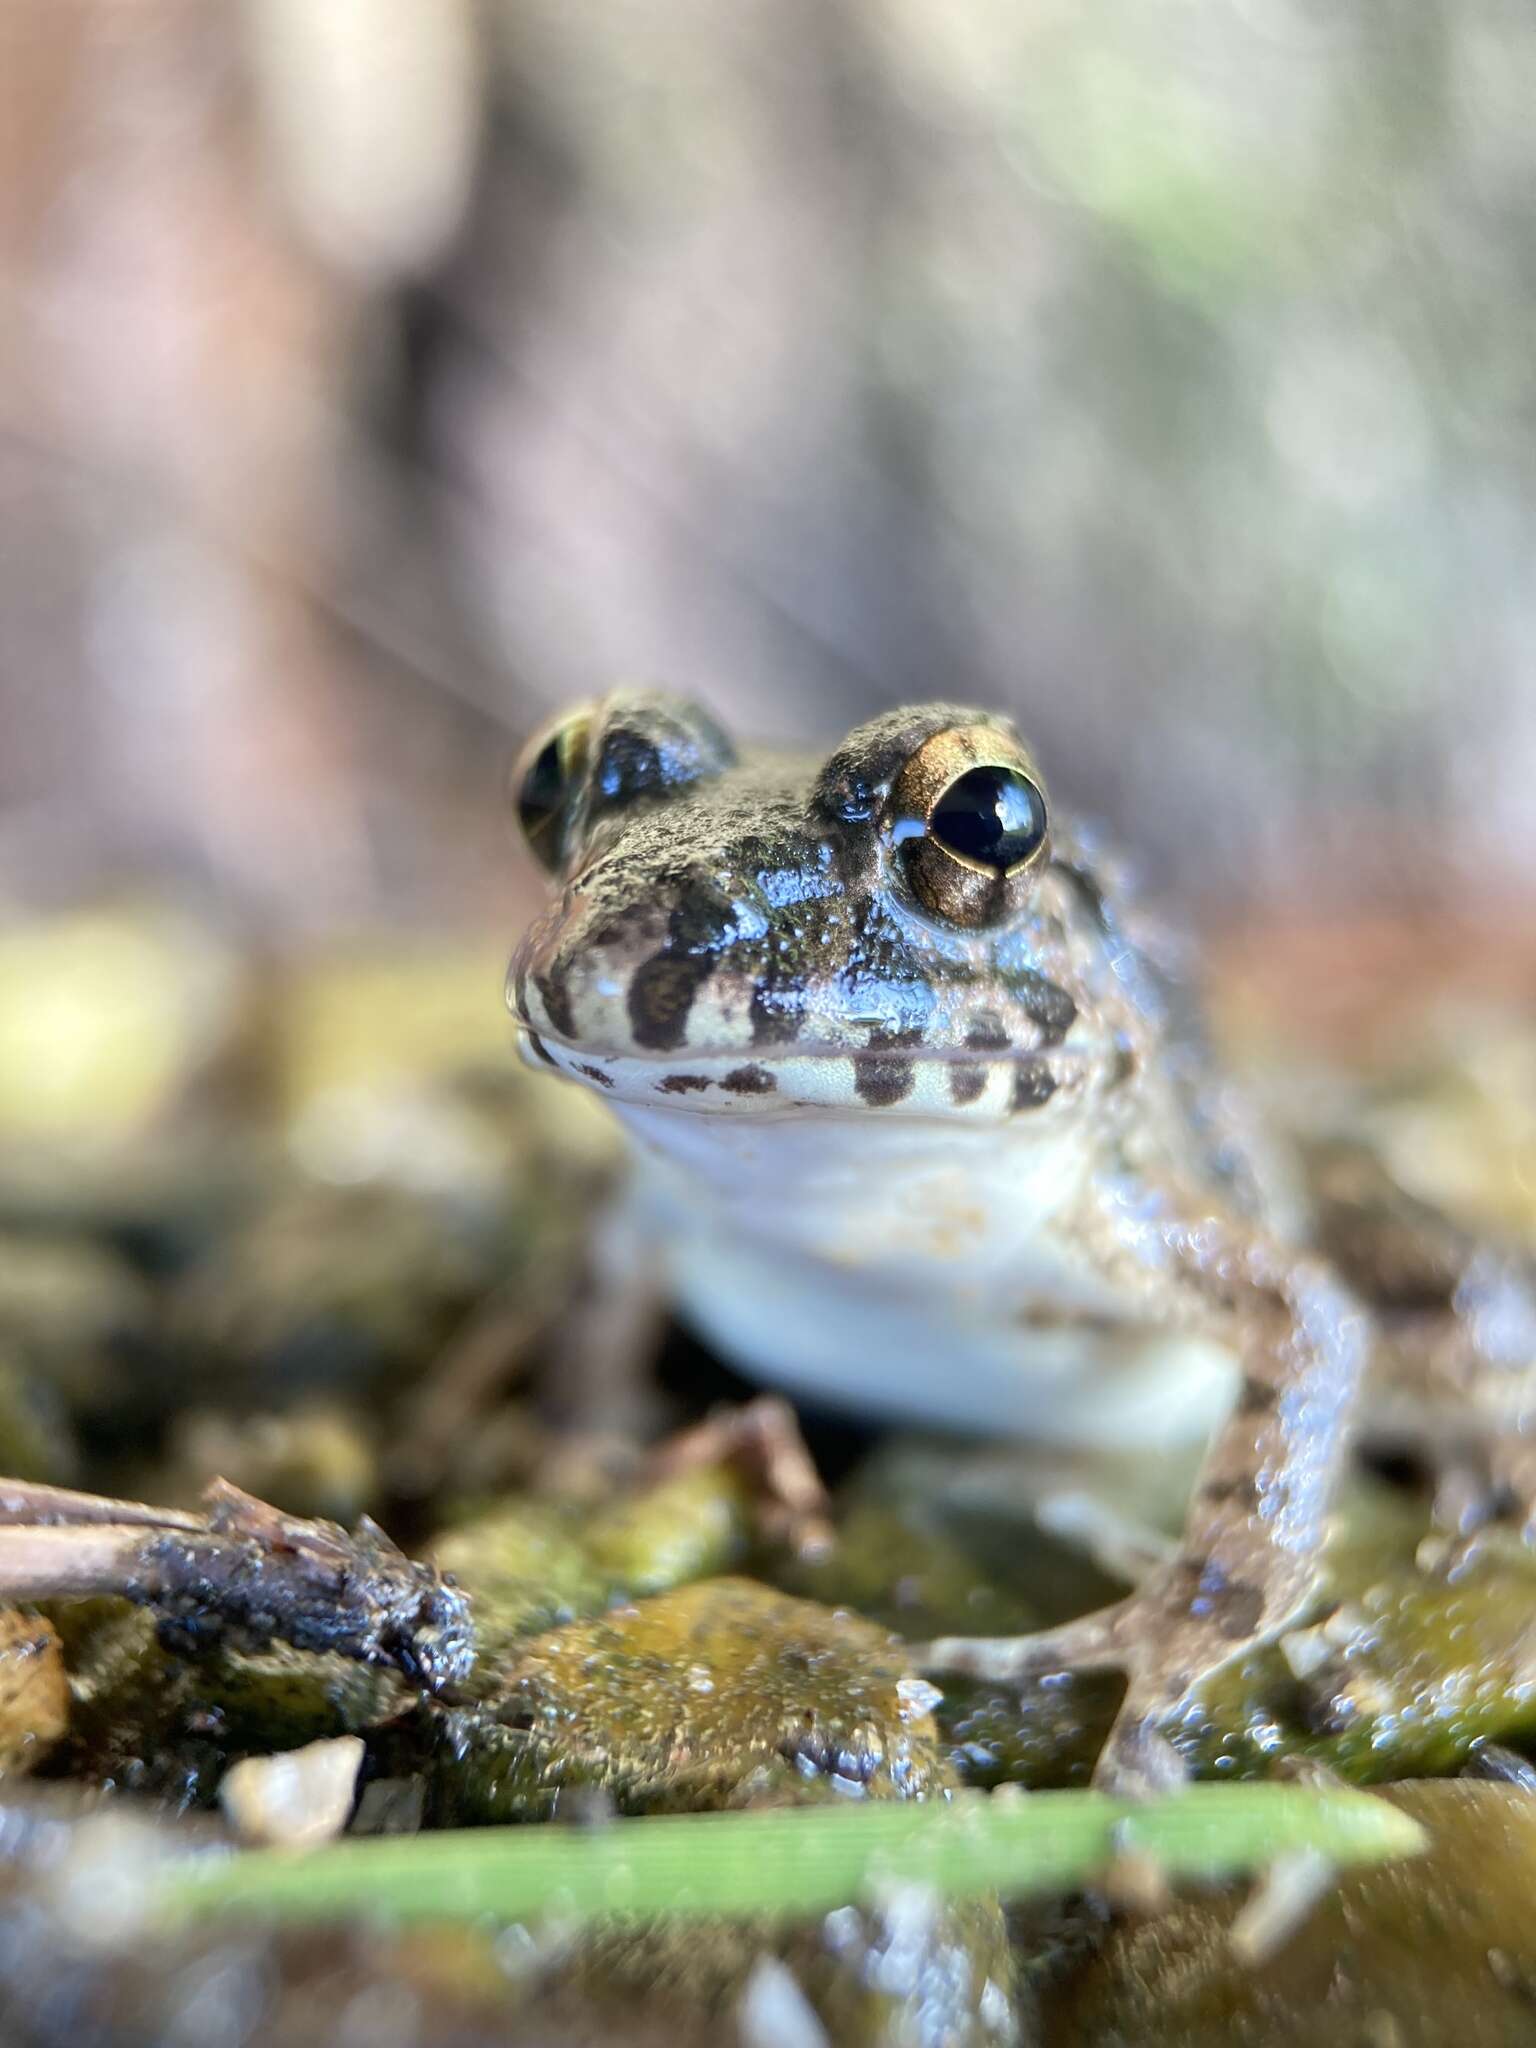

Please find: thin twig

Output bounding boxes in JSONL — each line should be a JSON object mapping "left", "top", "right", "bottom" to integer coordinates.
{"left": 0, "top": 1476, "right": 475, "bottom": 1692}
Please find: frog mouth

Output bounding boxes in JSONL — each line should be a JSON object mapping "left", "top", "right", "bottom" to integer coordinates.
{"left": 514, "top": 1024, "right": 1101, "bottom": 1120}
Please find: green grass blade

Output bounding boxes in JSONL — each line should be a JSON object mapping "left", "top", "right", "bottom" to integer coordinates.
{"left": 161, "top": 1784, "right": 1424, "bottom": 1929}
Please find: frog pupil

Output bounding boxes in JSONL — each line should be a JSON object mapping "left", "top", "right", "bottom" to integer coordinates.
{"left": 930, "top": 766, "right": 1045, "bottom": 872}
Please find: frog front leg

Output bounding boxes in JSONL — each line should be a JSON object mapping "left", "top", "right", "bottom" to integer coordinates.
{"left": 920, "top": 1207, "right": 1370, "bottom": 1793}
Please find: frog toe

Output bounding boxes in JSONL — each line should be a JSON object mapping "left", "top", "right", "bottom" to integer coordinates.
{"left": 1091, "top": 1710, "right": 1188, "bottom": 1796}
{"left": 915, "top": 1600, "right": 1132, "bottom": 1684}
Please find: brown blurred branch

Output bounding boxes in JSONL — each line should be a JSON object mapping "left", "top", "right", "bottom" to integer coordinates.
{"left": 0, "top": 1477, "right": 474, "bottom": 1692}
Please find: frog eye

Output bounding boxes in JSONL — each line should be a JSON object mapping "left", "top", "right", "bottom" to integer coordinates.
{"left": 586, "top": 694, "right": 737, "bottom": 824}
{"left": 890, "top": 726, "right": 1049, "bottom": 926}
{"left": 930, "top": 765, "right": 1047, "bottom": 869}
{"left": 512, "top": 707, "right": 592, "bottom": 873}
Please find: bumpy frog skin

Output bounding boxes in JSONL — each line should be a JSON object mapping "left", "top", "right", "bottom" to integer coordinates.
{"left": 507, "top": 692, "right": 1527, "bottom": 1788}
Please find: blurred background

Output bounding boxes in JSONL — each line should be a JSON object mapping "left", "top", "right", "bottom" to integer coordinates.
{"left": 0, "top": 0, "right": 1535, "bottom": 1854}
{"left": 2, "top": 14, "right": 1536, "bottom": 2015}
{"left": 5, "top": 0, "right": 1536, "bottom": 942}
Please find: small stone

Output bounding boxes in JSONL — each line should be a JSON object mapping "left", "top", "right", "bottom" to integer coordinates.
{"left": 736, "top": 1956, "right": 831, "bottom": 2048}
{"left": 1227, "top": 1848, "right": 1336, "bottom": 1965}
{"left": 896, "top": 1677, "right": 945, "bottom": 1720}
{"left": 219, "top": 1734, "right": 364, "bottom": 1847}
{"left": 1277, "top": 1624, "right": 1333, "bottom": 1681}
{"left": 1100, "top": 1849, "right": 1173, "bottom": 1917}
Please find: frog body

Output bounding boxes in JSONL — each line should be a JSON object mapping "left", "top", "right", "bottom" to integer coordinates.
{"left": 506, "top": 693, "right": 1526, "bottom": 1788}
{"left": 612, "top": 1104, "right": 1239, "bottom": 1447}
{"left": 511, "top": 699, "right": 1266, "bottom": 1438}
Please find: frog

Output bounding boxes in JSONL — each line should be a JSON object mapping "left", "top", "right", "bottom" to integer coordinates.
{"left": 506, "top": 690, "right": 1536, "bottom": 1790}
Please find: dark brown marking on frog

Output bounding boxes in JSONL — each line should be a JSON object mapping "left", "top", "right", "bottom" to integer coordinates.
{"left": 1176, "top": 1556, "right": 1265, "bottom": 1642}
{"left": 576, "top": 1062, "right": 615, "bottom": 1089}
{"left": 622, "top": 874, "right": 744, "bottom": 1053}
{"left": 722, "top": 1063, "right": 776, "bottom": 1095}
{"left": 854, "top": 1053, "right": 913, "bottom": 1108}
{"left": 1202, "top": 1475, "right": 1262, "bottom": 1511}
{"left": 585, "top": 902, "right": 665, "bottom": 959}
{"left": 749, "top": 982, "right": 802, "bottom": 1048}
{"left": 533, "top": 967, "right": 577, "bottom": 1042}
{"left": 1108, "top": 1032, "right": 1138, "bottom": 1086}
{"left": 1004, "top": 968, "right": 1078, "bottom": 1047}
{"left": 1236, "top": 1376, "right": 1277, "bottom": 1416}
{"left": 627, "top": 954, "right": 713, "bottom": 1053}
{"left": 1213, "top": 1580, "right": 1265, "bottom": 1640}
{"left": 523, "top": 1030, "right": 558, "bottom": 1067}
{"left": 873, "top": 1023, "right": 928, "bottom": 1049}
{"left": 951, "top": 1012, "right": 1011, "bottom": 1106}
{"left": 854, "top": 1023, "right": 922, "bottom": 1109}
{"left": 1011, "top": 1058, "right": 1058, "bottom": 1112}
{"left": 965, "top": 1012, "right": 1012, "bottom": 1051}
{"left": 657, "top": 1073, "right": 712, "bottom": 1094}
{"left": 666, "top": 876, "right": 740, "bottom": 955}
{"left": 950, "top": 1062, "right": 988, "bottom": 1106}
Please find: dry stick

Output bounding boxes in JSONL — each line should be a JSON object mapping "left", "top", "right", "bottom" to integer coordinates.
{"left": 0, "top": 1479, "right": 205, "bottom": 1531}
{"left": 0, "top": 1476, "right": 475, "bottom": 1691}
{"left": 0, "top": 1524, "right": 158, "bottom": 1600}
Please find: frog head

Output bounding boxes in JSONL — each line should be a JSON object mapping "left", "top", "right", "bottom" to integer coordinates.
{"left": 508, "top": 692, "right": 1119, "bottom": 1122}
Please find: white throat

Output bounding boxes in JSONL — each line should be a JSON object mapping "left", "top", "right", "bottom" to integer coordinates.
{"left": 612, "top": 1098, "right": 1095, "bottom": 1293}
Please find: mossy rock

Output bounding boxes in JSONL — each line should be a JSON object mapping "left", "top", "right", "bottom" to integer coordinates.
{"left": 1173, "top": 1484, "right": 1536, "bottom": 1781}
{"left": 417, "top": 1568, "right": 1013, "bottom": 2038}
{"left": 44, "top": 1597, "right": 400, "bottom": 1810}
{"left": 429, "top": 1464, "right": 753, "bottom": 1669}
{"left": 424, "top": 1576, "right": 946, "bottom": 1823}
{"left": 847, "top": 1476, "right": 1536, "bottom": 1789}
{"left": 551, "top": 1891, "right": 1015, "bottom": 2048}
{"left": 774, "top": 1479, "right": 1128, "bottom": 1790}
{"left": 1041, "top": 1780, "right": 1536, "bottom": 2046}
